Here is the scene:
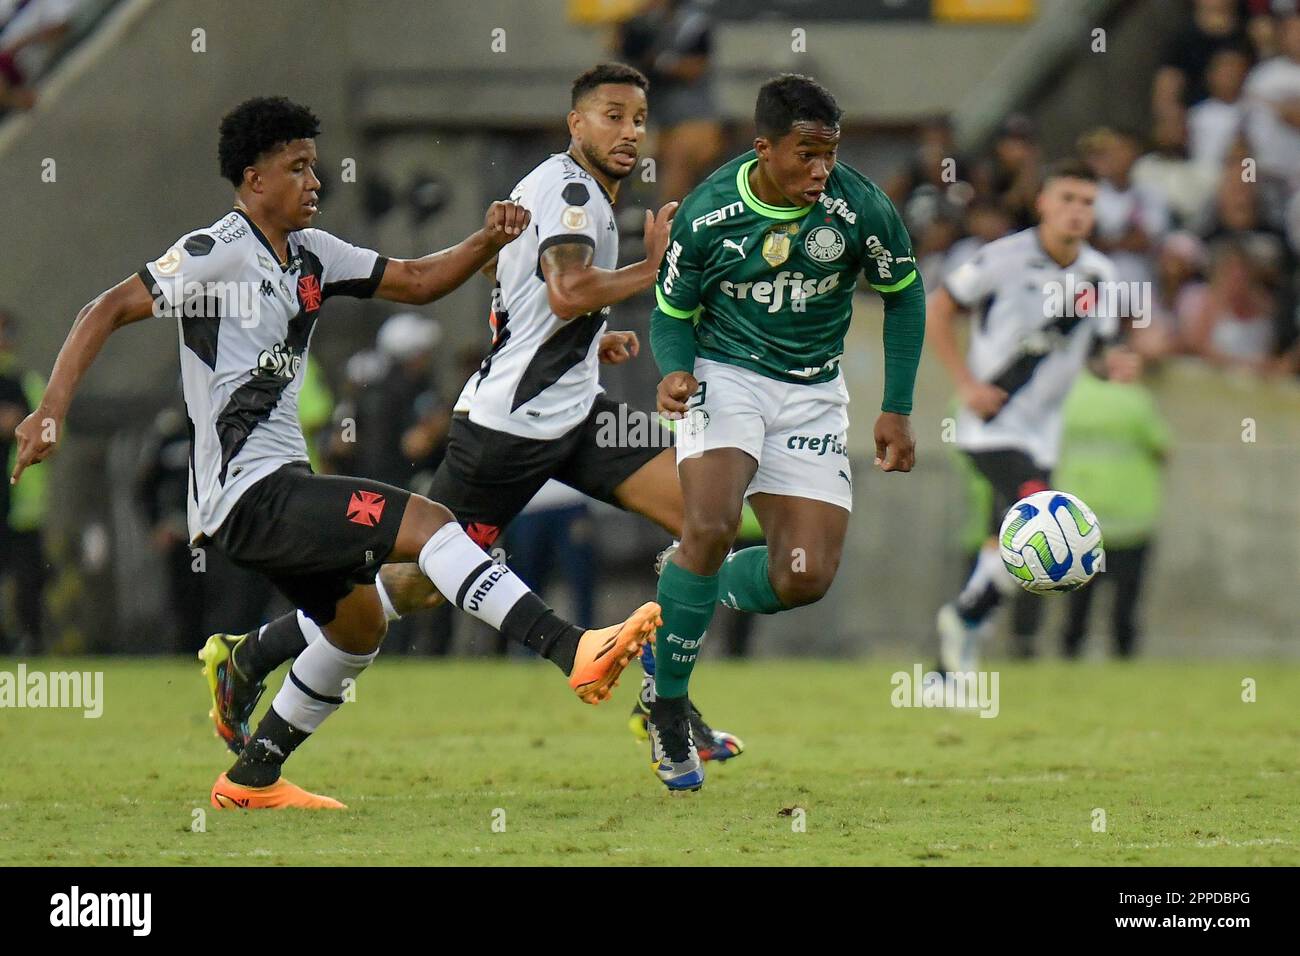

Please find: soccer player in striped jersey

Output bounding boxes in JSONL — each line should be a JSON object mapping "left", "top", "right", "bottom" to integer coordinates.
{"left": 10, "top": 96, "right": 660, "bottom": 809}
{"left": 926, "top": 159, "right": 1132, "bottom": 676}
{"left": 206, "top": 65, "right": 746, "bottom": 768}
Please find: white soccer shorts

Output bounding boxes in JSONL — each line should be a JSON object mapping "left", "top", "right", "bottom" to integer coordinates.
{"left": 674, "top": 357, "right": 853, "bottom": 512}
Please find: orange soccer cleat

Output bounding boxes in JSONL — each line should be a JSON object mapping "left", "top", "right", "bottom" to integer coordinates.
{"left": 209, "top": 772, "right": 346, "bottom": 810}
{"left": 568, "top": 601, "right": 662, "bottom": 706}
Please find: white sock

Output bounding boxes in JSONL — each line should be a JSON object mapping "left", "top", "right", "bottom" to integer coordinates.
{"left": 417, "top": 522, "right": 530, "bottom": 629}
{"left": 271, "top": 636, "right": 376, "bottom": 733}
{"left": 375, "top": 573, "right": 401, "bottom": 622}
{"left": 296, "top": 609, "right": 324, "bottom": 646}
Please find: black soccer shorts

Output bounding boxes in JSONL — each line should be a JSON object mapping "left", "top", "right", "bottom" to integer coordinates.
{"left": 211, "top": 463, "right": 411, "bottom": 625}
{"left": 424, "top": 395, "right": 667, "bottom": 550}
{"left": 962, "top": 448, "right": 1052, "bottom": 537}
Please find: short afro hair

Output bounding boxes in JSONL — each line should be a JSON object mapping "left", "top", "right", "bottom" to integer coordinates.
{"left": 754, "top": 74, "right": 841, "bottom": 141}
{"left": 571, "top": 62, "right": 648, "bottom": 108}
{"left": 218, "top": 96, "right": 321, "bottom": 187}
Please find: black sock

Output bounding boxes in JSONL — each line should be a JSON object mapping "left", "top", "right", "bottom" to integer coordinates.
{"left": 956, "top": 583, "right": 1002, "bottom": 625}
{"left": 500, "top": 592, "right": 583, "bottom": 675}
{"left": 226, "top": 707, "right": 309, "bottom": 787}
{"left": 233, "top": 613, "right": 309, "bottom": 684}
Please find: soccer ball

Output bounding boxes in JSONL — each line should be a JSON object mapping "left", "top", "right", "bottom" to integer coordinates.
{"left": 998, "top": 490, "right": 1104, "bottom": 593}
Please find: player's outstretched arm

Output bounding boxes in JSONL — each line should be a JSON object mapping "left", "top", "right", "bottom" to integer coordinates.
{"left": 926, "top": 285, "right": 1006, "bottom": 420}
{"left": 10, "top": 275, "right": 157, "bottom": 484}
{"left": 540, "top": 202, "right": 677, "bottom": 320}
{"left": 377, "top": 200, "right": 531, "bottom": 305}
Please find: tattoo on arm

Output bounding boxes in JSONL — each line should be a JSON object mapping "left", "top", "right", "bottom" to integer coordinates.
{"left": 540, "top": 240, "right": 595, "bottom": 281}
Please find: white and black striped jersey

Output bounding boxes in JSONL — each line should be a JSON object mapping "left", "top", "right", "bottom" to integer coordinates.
{"left": 944, "top": 227, "right": 1119, "bottom": 468}
{"left": 454, "top": 152, "right": 618, "bottom": 440}
{"left": 139, "top": 210, "right": 386, "bottom": 542}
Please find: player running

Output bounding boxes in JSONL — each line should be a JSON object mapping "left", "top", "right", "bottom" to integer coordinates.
{"left": 648, "top": 74, "right": 927, "bottom": 790}
{"left": 194, "top": 65, "right": 744, "bottom": 768}
{"left": 9, "top": 96, "right": 660, "bottom": 810}
{"left": 927, "top": 159, "right": 1129, "bottom": 675}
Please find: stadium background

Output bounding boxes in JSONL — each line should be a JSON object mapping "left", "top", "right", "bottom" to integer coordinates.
{"left": 0, "top": 0, "right": 1296, "bottom": 661}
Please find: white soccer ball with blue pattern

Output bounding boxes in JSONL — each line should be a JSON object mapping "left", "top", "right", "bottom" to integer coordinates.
{"left": 998, "top": 490, "right": 1105, "bottom": 593}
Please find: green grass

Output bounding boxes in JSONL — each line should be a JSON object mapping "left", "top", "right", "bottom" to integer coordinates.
{"left": 1, "top": 657, "right": 1298, "bottom": 865}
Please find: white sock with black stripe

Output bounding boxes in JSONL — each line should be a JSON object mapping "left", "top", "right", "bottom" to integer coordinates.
{"left": 270, "top": 636, "right": 377, "bottom": 733}
{"left": 417, "top": 522, "right": 530, "bottom": 628}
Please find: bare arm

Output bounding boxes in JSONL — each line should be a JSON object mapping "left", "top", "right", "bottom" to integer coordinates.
{"left": 927, "top": 284, "right": 1007, "bottom": 419}
{"left": 926, "top": 285, "right": 975, "bottom": 391}
{"left": 377, "top": 201, "right": 530, "bottom": 305}
{"left": 540, "top": 202, "right": 677, "bottom": 320}
{"left": 11, "top": 275, "right": 157, "bottom": 483}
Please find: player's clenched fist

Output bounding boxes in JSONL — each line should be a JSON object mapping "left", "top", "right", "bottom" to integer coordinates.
{"left": 483, "top": 201, "right": 531, "bottom": 247}
{"left": 10, "top": 409, "right": 57, "bottom": 485}
{"left": 598, "top": 331, "right": 639, "bottom": 365}
{"left": 873, "top": 412, "right": 915, "bottom": 473}
{"left": 656, "top": 370, "right": 699, "bottom": 420}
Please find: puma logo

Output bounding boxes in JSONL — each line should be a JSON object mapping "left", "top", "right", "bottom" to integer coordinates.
{"left": 722, "top": 237, "right": 748, "bottom": 259}
{"left": 214, "top": 792, "right": 250, "bottom": 809}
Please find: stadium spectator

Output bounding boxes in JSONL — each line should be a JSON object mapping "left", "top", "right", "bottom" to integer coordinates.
{"left": 0, "top": 0, "right": 81, "bottom": 111}
{"left": 1241, "top": 10, "right": 1300, "bottom": 218}
{"left": 888, "top": 115, "right": 977, "bottom": 262}
{"left": 1187, "top": 46, "right": 1252, "bottom": 174}
{"left": 617, "top": 0, "right": 721, "bottom": 205}
{"left": 1136, "top": 231, "right": 1210, "bottom": 359}
{"left": 1055, "top": 353, "right": 1170, "bottom": 658}
{"left": 135, "top": 404, "right": 278, "bottom": 653}
{"left": 971, "top": 114, "right": 1041, "bottom": 230}
{"left": 1133, "top": 111, "right": 1219, "bottom": 231}
{"left": 941, "top": 200, "right": 1014, "bottom": 279}
{"left": 327, "top": 312, "right": 447, "bottom": 489}
{"left": 1185, "top": 239, "right": 1278, "bottom": 369}
{"left": 0, "top": 308, "right": 48, "bottom": 653}
{"left": 1081, "top": 126, "right": 1170, "bottom": 286}
{"left": 1202, "top": 170, "right": 1298, "bottom": 350}
{"left": 1152, "top": 0, "right": 1249, "bottom": 123}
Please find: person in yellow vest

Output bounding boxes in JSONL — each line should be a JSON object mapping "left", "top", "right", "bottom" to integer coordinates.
{"left": 0, "top": 310, "right": 49, "bottom": 652}
{"left": 1055, "top": 350, "right": 1169, "bottom": 657}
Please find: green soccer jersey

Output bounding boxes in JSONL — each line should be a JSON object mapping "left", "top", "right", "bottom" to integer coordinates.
{"left": 653, "top": 150, "right": 919, "bottom": 385}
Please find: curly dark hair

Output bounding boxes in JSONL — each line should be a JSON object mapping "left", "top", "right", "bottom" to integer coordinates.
{"left": 754, "top": 74, "right": 841, "bottom": 141}
{"left": 218, "top": 96, "right": 321, "bottom": 187}
{"left": 571, "top": 62, "right": 648, "bottom": 108}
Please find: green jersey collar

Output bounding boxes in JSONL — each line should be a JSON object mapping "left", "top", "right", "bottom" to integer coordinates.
{"left": 736, "top": 159, "right": 815, "bottom": 221}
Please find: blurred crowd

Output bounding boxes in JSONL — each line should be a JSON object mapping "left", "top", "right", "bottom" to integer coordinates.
{"left": 0, "top": 0, "right": 92, "bottom": 112}
{"left": 5, "top": 0, "right": 1298, "bottom": 659}
{"left": 891, "top": 0, "right": 1300, "bottom": 378}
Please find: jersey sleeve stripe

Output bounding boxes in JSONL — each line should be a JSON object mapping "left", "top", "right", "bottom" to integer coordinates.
{"left": 323, "top": 255, "right": 389, "bottom": 300}
{"left": 136, "top": 268, "right": 166, "bottom": 304}
{"left": 870, "top": 270, "right": 919, "bottom": 294}
{"left": 535, "top": 233, "right": 596, "bottom": 280}
{"left": 654, "top": 286, "right": 699, "bottom": 320}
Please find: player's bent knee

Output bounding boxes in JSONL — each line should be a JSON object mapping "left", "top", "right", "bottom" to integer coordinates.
{"left": 681, "top": 514, "right": 741, "bottom": 571}
{"left": 770, "top": 566, "right": 836, "bottom": 609}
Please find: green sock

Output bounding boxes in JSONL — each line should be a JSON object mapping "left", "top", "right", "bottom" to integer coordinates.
{"left": 717, "top": 546, "right": 787, "bottom": 614}
{"left": 654, "top": 561, "right": 719, "bottom": 699}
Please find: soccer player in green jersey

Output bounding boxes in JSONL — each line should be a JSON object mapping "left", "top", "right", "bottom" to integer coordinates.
{"left": 646, "top": 74, "right": 926, "bottom": 790}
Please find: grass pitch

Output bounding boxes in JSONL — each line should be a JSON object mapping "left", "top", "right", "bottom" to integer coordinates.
{"left": 2, "top": 657, "right": 1297, "bottom": 866}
